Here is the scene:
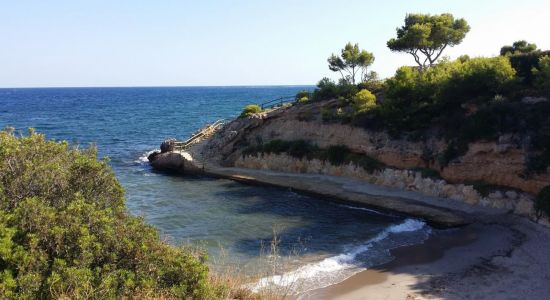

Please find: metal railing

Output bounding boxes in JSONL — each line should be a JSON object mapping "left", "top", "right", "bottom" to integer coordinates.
{"left": 173, "top": 119, "right": 225, "bottom": 151}
{"left": 260, "top": 96, "right": 295, "bottom": 110}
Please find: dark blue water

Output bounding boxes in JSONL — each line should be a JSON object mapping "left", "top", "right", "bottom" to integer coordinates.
{"left": 0, "top": 87, "right": 430, "bottom": 292}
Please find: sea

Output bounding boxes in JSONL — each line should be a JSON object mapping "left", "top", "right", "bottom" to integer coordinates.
{"left": 0, "top": 86, "right": 431, "bottom": 293}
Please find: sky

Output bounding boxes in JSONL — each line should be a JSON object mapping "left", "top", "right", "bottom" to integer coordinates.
{"left": 1, "top": 0, "right": 549, "bottom": 88}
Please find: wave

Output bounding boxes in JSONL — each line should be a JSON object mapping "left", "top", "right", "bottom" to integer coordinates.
{"left": 338, "top": 204, "right": 399, "bottom": 217}
{"left": 249, "top": 218, "right": 429, "bottom": 294}
{"left": 135, "top": 149, "right": 159, "bottom": 164}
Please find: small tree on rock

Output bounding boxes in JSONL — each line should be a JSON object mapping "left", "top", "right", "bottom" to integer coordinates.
{"left": 328, "top": 42, "right": 374, "bottom": 84}
{"left": 387, "top": 13, "right": 470, "bottom": 70}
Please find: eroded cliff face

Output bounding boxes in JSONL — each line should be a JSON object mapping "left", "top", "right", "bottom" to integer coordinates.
{"left": 204, "top": 99, "right": 550, "bottom": 195}
{"left": 234, "top": 153, "right": 535, "bottom": 218}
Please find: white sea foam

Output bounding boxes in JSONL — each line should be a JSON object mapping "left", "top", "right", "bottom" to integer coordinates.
{"left": 339, "top": 204, "right": 398, "bottom": 217}
{"left": 249, "top": 218, "right": 428, "bottom": 294}
{"left": 136, "top": 149, "right": 159, "bottom": 164}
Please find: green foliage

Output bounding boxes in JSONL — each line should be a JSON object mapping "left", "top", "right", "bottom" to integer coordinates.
{"left": 378, "top": 56, "right": 516, "bottom": 135}
{"left": 242, "top": 140, "right": 384, "bottom": 173}
{"left": 411, "top": 168, "right": 442, "bottom": 179}
{"left": 387, "top": 13, "right": 470, "bottom": 69}
{"left": 357, "top": 71, "right": 385, "bottom": 94}
{"left": 328, "top": 42, "right": 374, "bottom": 84}
{"left": 351, "top": 89, "right": 377, "bottom": 112}
{"left": 444, "top": 56, "right": 516, "bottom": 103}
{"left": 535, "top": 186, "right": 550, "bottom": 221}
{"left": 500, "top": 40, "right": 538, "bottom": 56}
{"left": 533, "top": 55, "right": 550, "bottom": 95}
{"left": 504, "top": 49, "right": 550, "bottom": 85}
{"left": 324, "top": 145, "right": 350, "bottom": 166}
{"left": 468, "top": 181, "right": 511, "bottom": 198}
{"left": 298, "top": 96, "right": 309, "bottom": 103}
{"left": 239, "top": 104, "right": 262, "bottom": 118}
{"left": 311, "top": 77, "right": 359, "bottom": 102}
{"left": 295, "top": 90, "right": 311, "bottom": 102}
{"left": 322, "top": 145, "right": 384, "bottom": 173}
{"left": 0, "top": 130, "right": 216, "bottom": 299}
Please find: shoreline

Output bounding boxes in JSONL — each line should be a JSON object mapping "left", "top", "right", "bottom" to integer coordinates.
{"left": 204, "top": 167, "right": 494, "bottom": 228}
{"left": 198, "top": 167, "right": 550, "bottom": 299}
{"left": 301, "top": 223, "right": 479, "bottom": 299}
{"left": 149, "top": 148, "right": 550, "bottom": 298}
{"left": 301, "top": 215, "right": 550, "bottom": 299}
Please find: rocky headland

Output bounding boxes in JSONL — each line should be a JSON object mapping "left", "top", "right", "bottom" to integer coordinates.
{"left": 148, "top": 99, "right": 550, "bottom": 227}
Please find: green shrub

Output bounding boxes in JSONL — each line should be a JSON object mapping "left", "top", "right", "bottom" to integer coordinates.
{"left": 0, "top": 129, "right": 217, "bottom": 299}
{"left": 323, "top": 145, "right": 350, "bottom": 165}
{"left": 312, "top": 78, "right": 339, "bottom": 101}
{"left": 311, "top": 78, "right": 359, "bottom": 102}
{"left": 287, "top": 140, "right": 319, "bottom": 159}
{"left": 352, "top": 89, "right": 377, "bottom": 112}
{"left": 295, "top": 90, "right": 311, "bottom": 102}
{"left": 239, "top": 104, "right": 262, "bottom": 118}
{"left": 411, "top": 167, "right": 442, "bottom": 179}
{"left": 241, "top": 140, "right": 383, "bottom": 173}
{"left": 533, "top": 55, "right": 550, "bottom": 95}
{"left": 262, "top": 139, "right": 291, "bottom": 154}
{"left": 470, "top": 181, "right": 509, "bottom": 198}
{"left": 444, "top": 56, "right": 516, "bottom": 103}
{"left": 535, "top": 186, "right": 550, "bottom": 221}
{"left": 348, "top": 153, "right": 385, "bottom": 173}
{"left": 298, "top": 96, "right": 309, "bottom": 103}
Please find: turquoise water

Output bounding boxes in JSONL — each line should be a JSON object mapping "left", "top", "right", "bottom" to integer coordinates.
{"left": 1, "top": 86, "right": 431, "bottom": 292}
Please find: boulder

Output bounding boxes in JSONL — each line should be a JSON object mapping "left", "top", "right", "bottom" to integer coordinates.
{"left": 149, "top": 151, "right": 203, "bottom": 175}
{"left": 160, "top": 138, "right": 177, "bottom": 153}
{"left": 147, "top": 151, "right": 160, "bottom": 162}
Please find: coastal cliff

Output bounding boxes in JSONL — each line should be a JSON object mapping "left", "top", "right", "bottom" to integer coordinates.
{"left": 149, "top": 99, "right": 550, "bottom": 225}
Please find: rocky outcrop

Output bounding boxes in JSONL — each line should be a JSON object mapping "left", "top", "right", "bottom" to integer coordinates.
{"left": 160, "top": 138, "right": 177, "bottom": 153}
{"left": 148, "top": 151, "right": 203, "bottom": 175}
{"left": 204, "top": 100, "right": 550, "bottom": 195}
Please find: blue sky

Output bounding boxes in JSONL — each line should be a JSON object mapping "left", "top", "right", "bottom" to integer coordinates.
{"left": 1, "top": 0, "right": 549, "bottom": 87}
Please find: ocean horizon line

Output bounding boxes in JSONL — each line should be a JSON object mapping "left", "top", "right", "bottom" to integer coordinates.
{"left": 0, "top": 84, "right": 315, "bottom": 90}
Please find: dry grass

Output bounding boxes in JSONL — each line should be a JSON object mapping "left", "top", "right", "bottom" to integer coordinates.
{"left": 208, "top": 228, "right": 307, "bottom": 299}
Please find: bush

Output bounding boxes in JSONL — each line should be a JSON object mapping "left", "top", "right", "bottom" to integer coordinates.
{"left": 411, "top": 167, "right": 442, "bottom": 179}
{"left": 444, "top": 56, "right": 516, "bottom": 103}
{"left": 535, "top": 185, "right": 550, "bottom": 221}
{"left": 352, "top": 89, "right": 377, "bottom": 112}
{"left": 239, "top": 104, "right": 262, "bottom": 118}
{"left": 0, "top": 129, "right": 217, "bottom": 299}
{"left": 311, "top": 78, "right": 359, "bottom": 102}
{"left": 241, "top": 140, "right": 383, "bottom": 173}
{"left": 505, "top": 50, "right": 550, "bottom": 85}
{"left": 295, "top": 90, "right": 311, "bottom": 102}
{"left": 324, "top": 145, "right": 350, "bottom": 166}
{"left": 533, "top": 55, "right": 550, "bottom": 95}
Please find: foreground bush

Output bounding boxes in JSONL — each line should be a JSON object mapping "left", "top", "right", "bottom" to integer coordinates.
{"left": 0, "top": 129, "right": 218, "bottom": 299}
{"left": 239, "top": 104, "right": 262, "bottom": 118}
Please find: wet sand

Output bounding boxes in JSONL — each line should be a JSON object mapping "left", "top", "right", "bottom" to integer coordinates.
{"left": 302, "top": 215, "right": 550, "bottom": 300}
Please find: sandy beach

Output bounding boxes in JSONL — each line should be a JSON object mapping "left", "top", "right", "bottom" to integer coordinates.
{"left": 302, "top": 215, "right": 550, "bottom": 299}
